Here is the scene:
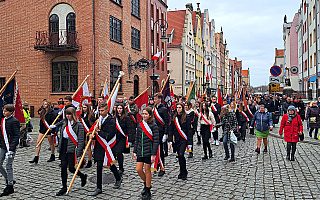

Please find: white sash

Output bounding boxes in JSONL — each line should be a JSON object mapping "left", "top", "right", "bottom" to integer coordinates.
{"left": 42, "top": 119, "right": 50, "bottom": 129}
{"left": 174, "top": 117, "right": 187, "bottom": 140}
{"left": 66, "top": 121, "right": 78, "bottom": 146}
{"left": 153, "top": 107, "right": 165, "bottom": 125}
{"left": 246, "top": 105, "right": 254, "bottom": 117}
{"left": 80, "top": 117, "right": 90, "bottom": 133}
{"left": 1, "top": 118, "right": 10, "bottom": 152}
{"left": 116, "top": 118, "right": 126, "bottom": 137}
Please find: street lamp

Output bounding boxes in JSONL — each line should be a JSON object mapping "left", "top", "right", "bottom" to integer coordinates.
{"left": 151, "top": 19, "right": 168, "bottom": 95}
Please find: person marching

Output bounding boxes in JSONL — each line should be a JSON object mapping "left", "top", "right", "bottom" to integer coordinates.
{"left": 250, "top": 104, "right": 273, "bottom": 154}
{"left": 197, "top": 102, "right": 216, "bottom": 160}
{"left": 89, "top": 103, "right": 122, "bottom": 196}
{"left": 114, "top": 104, "right": 134, "bottom": 176}
{"left": 236, "top": 101, "right": 249, "bottom": 141}
{"left": 184, "top": 101, "right": 196, "bottom": 158}
{"left": 279, "top": 105, "right": 303, "bottom": 161}
{"left": 153, "top": 93, "right": 169, "bottom": 176}
{"left": 168, "top": 103, "right": 192, "bottom": 180}
{"left": 56, "top": 107, "right": 87, "bottom": 196}
{"left": 133, "top": 107, "right": 159, "bottom": 200}
{"left": 29, "top": 101, "right": 56, "bottom": 164}
{"left": 195, "top": 101, "right": 201, "bottom": 145}
{"left": 0, "top": 104, "right": 20, "bottom": 196}
{"left": 210, "top": 96, "right": 221, "bottom": 146}
{"left": 247, "top": 99, "right": 256, "bottom": 135}
{"left": 94, "top": 96, "right": 105, "bottom": 119}
{"left": 126, "top": 96, "right": 139, "bottom": 143}
{"left": 79, "top": 103, "right": 96, "bottom": 168}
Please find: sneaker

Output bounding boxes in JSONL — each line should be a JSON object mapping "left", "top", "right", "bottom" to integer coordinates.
{"left": 113, "top": 179, "right": 122, "bottom": 189}
{"left": 0, "top": 185, "right": 14, "bottom": 197}
{"left": 215, "top": 140, "right": 219, "bottom": 146}
{"left": 202, "top": 155, "right": 208, "bottom": 160}
{"left": 89, "top": 188, "right": 102, "bottom": 196}
{"left": 229, "top": 158, "right": 235, "bottom": 162}
{"left": 224, "top": 156, "right": 230, "bottom": 160}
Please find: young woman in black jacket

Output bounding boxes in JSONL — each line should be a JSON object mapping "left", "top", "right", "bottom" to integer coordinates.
{"left": 184, "top": 101, "right": 196, "bottom": 158}
{"left": 168, "top": 103, "right": 192, "bottom": 180}
{"left": 133, "top": 107, "right": 159, "bottom": 200}
{"left": 114, "top": 104, "right": 133, "bottom": 176}
{"left": 79, "top": 103, "right": 96, "bottom": 168}
{"left": 30, "top": 101, "right": 56, "bottom": 164}
{"left": 236, "top": 102, "right": 249, "bottom": 141}
{"left": 247, "top": 100, "right": 256, "bottom": 135}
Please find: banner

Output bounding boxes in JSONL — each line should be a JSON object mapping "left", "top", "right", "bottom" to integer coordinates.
{"left": 135, "top": 90, "right": 148, "bottom": 123}
{"left": 72, "top": 80, "right": 92, "bottom": 118}
{"left": 161, "top": 76, "right": 173, "bottom": 121}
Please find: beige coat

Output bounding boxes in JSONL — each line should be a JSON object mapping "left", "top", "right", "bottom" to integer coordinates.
{"left": 197, "top": 111, "right": 216, "bottom": 132}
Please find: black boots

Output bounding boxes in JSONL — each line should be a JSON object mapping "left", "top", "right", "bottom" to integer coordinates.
{"left": 209, "top": 150, "right": 213, "bottom": 158}
{"left": 85, "top": 160, "right": 92, "bottom": 168}
{"left": 81, "top": 174, "right": 87, "bottom": 187}
{"left": 29, "top": 156, "right": 39, "bottom": 164}
{"left": 47, "top": 154, "right": 55, "bottom": 162}
{"left": 187, "top": 152, "right": 193, "bottom": 158}
{"left": 255, "top": 148, "right": 260, "bottom": 154}
{"left": 56, "top": 187, "right": 67, "bottom": 196}
{"left": 142, "top": 187, "right": 151, "bottom": 200}
{"left": 20, "top": 141, "right": 30, "bottom": 148}
{"left": 0, "top": 185, "right": 14, "bottom": 197}
{"left": 158, "top": 170, "right": 165, "bottom": 177}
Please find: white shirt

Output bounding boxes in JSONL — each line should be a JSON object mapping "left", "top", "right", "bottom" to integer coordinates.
{"left": 63, "top": 120, "right": 74, "bottom": 138}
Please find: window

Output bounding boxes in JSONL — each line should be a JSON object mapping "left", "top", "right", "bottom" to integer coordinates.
{"left": 52, "top": 60, "right": 78, "bottom": 92}
{"left": 186, "top": 52, "right": 188, "bottom": 63}
{"left": 0, "top": 78, "right": 5, "bottom": 89}
{"left": 189, "top": 71, "right": 191, "bottom": 80}
{"left": 66, "top": 13, "right": 76, "bottom": 32}
{"left": 110, "top": 16, "right": 122, "bottom": 43}
{"left": 110, "top": 59, "right": 122, "bottom": 92}
{"left": 186, "top": 70, "right": 188, "bottom": 80}
{"left": 314, "top": 29, "right": 316, "bottom": 43}
{"left": 313, "top": 6, "right": 315, "bottom": 19}
{"left": 187, "top": 36, "right": 189, "bottom": 46}
{"left": 310, "top": 33, "right": 312, "bottom": 47}
{"left": 131, "top": 27, "right": 140, "bottom": 49}
{"left": 167, "top": 52, "right": 171, "bottom": 62}
{"left": 131, "top": 0, "right": 140, "bottom": 17}
{"left": 310, "top": 55, "right": 313, "bottom": 68}
{"left": 192, "top": 56, "right": 194, "bottom": 65}
{"left": 314, "top": 53, "right": 317, "bottom": 67}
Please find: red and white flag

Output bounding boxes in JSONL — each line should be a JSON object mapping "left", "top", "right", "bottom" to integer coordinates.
{"left": 101, "top": 78, "right": 109, "bottom": 101}
{"left": 170, "top": 86, "right": 176, "bottom": 109}
{"left": 160, "top": 53, "right": 168, "bottom": 63}
{"left": 135, "top": 90, "right": 148, "bottom": 123}
{"left": 107, "top": 83, "right": 120, "bottom": 113}
{"left": 72, "top": 80, "right": 92, "bottom": 118}
{"left": 152, "top": 51, "right": 162, "bottom": 60}
{"left": 13, "top": 80, "right": 25, "bottom": 124}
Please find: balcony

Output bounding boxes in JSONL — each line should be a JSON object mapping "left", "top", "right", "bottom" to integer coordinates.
{"left": 34, "top": 30, "right": 81, "bottom": 52}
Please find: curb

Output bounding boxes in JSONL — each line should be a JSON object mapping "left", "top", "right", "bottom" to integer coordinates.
{"left": 269, "top": 132, "right": 320, "bottom": 146}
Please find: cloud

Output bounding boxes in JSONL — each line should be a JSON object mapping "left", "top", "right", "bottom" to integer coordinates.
{"left": 167, "top": 0, "right": 300, "bottom": 87}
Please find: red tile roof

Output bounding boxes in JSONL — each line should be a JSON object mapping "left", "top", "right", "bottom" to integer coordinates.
{"left": 167, "top": 10, "right": 186, "bottom": 47}
{"left": 275, "top": 49, "right": 284, "bottom": 57}
{"left": 242, "top": 70, "right": 248, "bottom": 77}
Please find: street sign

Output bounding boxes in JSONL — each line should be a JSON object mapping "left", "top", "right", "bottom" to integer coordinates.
{"left": 290, "top": 66, "right": 298, "bottom": 74}
{"left": 270, "top": 65, "right": 282, "bottom": 77}
{"left": 270, "top": 83, "right": 280, "bottom": 92}
{"left": 269, "top": 76, "right": 281, "bottom": 84}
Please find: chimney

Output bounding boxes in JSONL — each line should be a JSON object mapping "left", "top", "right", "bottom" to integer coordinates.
{"left": 186, "top": 3, "right": 193, "bottom": 11}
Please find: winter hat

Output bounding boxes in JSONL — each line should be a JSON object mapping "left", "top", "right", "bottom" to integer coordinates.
{"left": 288, "top": 105, "right": 295, "bottom": 111}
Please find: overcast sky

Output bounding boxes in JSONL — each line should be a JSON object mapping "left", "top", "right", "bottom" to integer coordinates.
{"left": 167, "top": 0, "right": 301, "bottom": 87}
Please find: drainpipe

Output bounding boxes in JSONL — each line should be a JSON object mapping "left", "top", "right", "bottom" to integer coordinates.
{"left": 307, "top": 3, "right": 310, "bottom": 91}
{"left": 93, "top": 0, "right": 96, "bottom": 98}
{"left": 316, "top": 0, "right": 319, "bottom": 97}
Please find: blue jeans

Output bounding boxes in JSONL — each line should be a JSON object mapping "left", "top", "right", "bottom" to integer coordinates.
{"left": 223, "top": 134, "right": 235, "bottom": 159}
{"left": 0, "top": 148, "right": 15, "bottom": 185}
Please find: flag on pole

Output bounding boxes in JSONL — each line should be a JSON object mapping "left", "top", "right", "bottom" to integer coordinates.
{"left": 206, "top": 73, "right": 210, "bottom": 80}
{"left": 170, "top": 86, "right": 176, "bottom": 109}
{"left": 72, "top": 80, "right": 92, "bottom": 118}
{"left": 152, "top": 51, "right": 162, "bottom": 60}
{"left": 107, "top": 83, "right": 120, "bottom": 113}
{"left": 217, "top": 89, "right": 223, "bottom": 106}
{"left": 135, "top": 90, "right": 148, "bottom": 122}
{"left": 160, "top": 53, "right": 168, "bottom": 64}
{"left": 101, "top": 78, "right": 109, "bottom": 101}
{"left": 161, "top": 76, "right": 172, "bottom": 121}
{"left": 189, "top": 82, "right": 196, "bottom": 101}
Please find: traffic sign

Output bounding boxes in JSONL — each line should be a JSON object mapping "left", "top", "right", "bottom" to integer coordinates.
{"left": 270, "top": 66, "right": 282, "bottom": 77}
{"left": 270, "top": 83, "right": 280, "bottom": 92}
{"left": 290, "top": 66, "right": 298, "bottom": 74}
{"left": 269, "top": 76, "right": 281, "bottom": 84}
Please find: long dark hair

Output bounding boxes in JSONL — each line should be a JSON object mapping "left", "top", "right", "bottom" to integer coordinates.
{"left": 200, "top": 102, "right": 209, "bottom": 118}
{"left": 115, "top": 104, "right": 127, "bottom": 121}
{"left": 82, "top": 103, "right": 93, "bottom": 126}
{"left": 40, "top": 101, "right": 51, "bottom": 119}
{"left": 173, "top": 103, "right": 186, "bottom": 124}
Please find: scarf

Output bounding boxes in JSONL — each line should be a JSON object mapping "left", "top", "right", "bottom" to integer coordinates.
{"left": 287, "top": 113, "right": 297, "bottom": 123}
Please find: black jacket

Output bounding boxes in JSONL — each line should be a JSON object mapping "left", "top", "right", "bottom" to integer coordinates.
{"left": 210, "top": 103, "right": 221, "bottom": 123}
{"left": 134, "top": 121, "right": 159, "bottom": 157}
{"left": 80, "top": 113, "right": 96, "bottom": 130}
{"left": 93, "top": 114, "right": 117, "bottom": 161}
{"left": 0, "top": 116, "right": 20, "bottom": 151}
{"left": 115, "top": 115, "right": 134, "bottom": 143}
{"left": 168, "top": 114, "right": 193, "bottom": 145}
{"left": 261, "top": 99, "right": 275, "bottom": 112}
{"left": 154, "top": 103, "right": 169, "bottom": 135}
{"left": 236, "top": 109, "right": 249, "bottom": 124}
{"left": 186, "top": 110, "right": 197, "bottom": 133}
{"left": 283, "top": 101, "right": 294, "bottom": 114}
{"left": 39, "top": 109, "right": 56, "bottom": 134}
{"left": 248, "top": 104, "right": 256, "bottom": 121}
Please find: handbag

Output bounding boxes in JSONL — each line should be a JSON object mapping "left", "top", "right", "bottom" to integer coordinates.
{"left": 230, "top": 130, "right": 238, "bottom": 145}
{"left": 310, "top": 117, "right": 317, "bottom": 124}
{"left": 299, "top": 133, "right": 304, "bottom": 141}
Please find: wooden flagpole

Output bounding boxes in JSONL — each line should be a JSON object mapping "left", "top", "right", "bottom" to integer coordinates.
{"left": 101, "top": 77, "right": 108, "bottom": 97}
{"left": 0, "top": 70, "right": 18, "bottom": 96}
{"left": 134, "top": 85, "right": 152, "bottom": 101}
{"left": 36, "top": 75, "right": 90, "bottom": 148}
{"left": 186, "top": 81, "right": 194, "bottom": 101}
{"left": 160, "top": 75, "right": 170, "bottom": 93}
{"left": 106, "top": 71, "right": 124, "bottom": 106}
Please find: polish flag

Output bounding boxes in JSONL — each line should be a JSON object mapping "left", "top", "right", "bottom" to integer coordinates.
{"left": 160, "top": 53, "right": 168, "bottom": 63}
{"left": 152, "top": 51, "right": 162, "bottom": 60}
{"left": 101, "top": 78, "right": 109, "bottom": 100}
{"left": 72, "top": 81, "right": 92, "bottom": 118}
{"left": 107, "top": 83, "right": 120, "bottom": 113}
{"left": 209, "top": 72, "right": 212, "bottom": 80}
{"left": 13, "top": 80, "right": 25, "bottom": 123}
{"left": 206, "top": 73, "right": 210, "bottom": 80}
{"left": 135, "top": 90, "right": 148, "bottom": 122}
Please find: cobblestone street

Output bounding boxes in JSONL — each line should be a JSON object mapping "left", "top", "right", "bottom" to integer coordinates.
{"left": 2, "top": 119, "right": 320, "bottom": 199}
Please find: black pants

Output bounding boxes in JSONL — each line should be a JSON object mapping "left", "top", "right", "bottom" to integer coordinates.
{"left": 212, "top": 130, "right": 218, "bottom": 140}
{"left": 116, "top": 138, "right": 126, "bottom": 171}
{"left": 309, "top": 128, "right": 318, "bottom": 138}
{"left": 239, "top": 121, "right": 247, "bottom": 139}
{"left": 287, "top": 142, "right": 297, "bottom": 158}
{"left": 159, "top": 141, "right": 165, "bottom": 169}
{"left": 96, "top": 161, "right": 121, "bottom": 189}
{"left": 163, "top": 141, "right": 168, "bottom": 155}
{"left": 201, "top": 125, "right": 212, "bottom": 156}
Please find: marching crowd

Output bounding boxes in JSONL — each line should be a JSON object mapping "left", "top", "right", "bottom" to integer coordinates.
{"left": 0, "top": 92, "right": 316, "bottom": 199}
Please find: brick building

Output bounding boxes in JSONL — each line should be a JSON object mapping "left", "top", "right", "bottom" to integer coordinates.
{"left": 0, "top": 0, "right": 151, "bottom": 116}
{"left": 229, "top": 57, "right": 243, "bottom": 94}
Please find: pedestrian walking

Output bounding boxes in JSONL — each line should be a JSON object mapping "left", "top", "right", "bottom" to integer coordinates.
{"left": 236, "top": 101, "right": 249, "bottom": 141}
{"left": 221, "top": 105, "right": 238, "bottom": 162}
{"left": 305, "top": 101, "right": 320, "bottom": 139}
{"left": 279, "top": 105, "right": 303, "bottom": 161}
{"left": 29, "top": 101, "right": 56, "bottom": 164}
{"left": 210, "top": 96, "right": 221, "bottom": 145}
{"left": 168, "top": 103, "right": 192, "bottom": 179}
{"left": 247, "top": 99, "right": 256, "bottom": 135}
{"left": 184, "top": 101, "right": 196, "bottom": 158}
{"left": 133, "top": 107, "right": 159, "bottom": 200}
{"left": 250, "top": 104, "right": 273, "bottom": 154}
{"left": 56, "top": 107, "right": 87, "bottom": 196}
{"left": 197, "top": 102, "right": 216, "bottom": 160}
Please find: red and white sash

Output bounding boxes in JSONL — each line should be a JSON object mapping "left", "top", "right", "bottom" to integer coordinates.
{"left": 174, "top": 117, "right": 187, "bottom": 140}
{"left": 200, "top": 112, "right": 213, "bottom": 131}
{"left": 246, "top": 105, "right": 254, "bottom": 117}
{"left": 53, "top": 132, "right": 59, "bottom": 146}
{"left": 126, "top": 106, "right": 137, "bottom": 123}
{"left": 42, "top": 119, "right": 50, "bottom": 130}
{"left": 211, "top": 104, "right": 220, "bottom": 119}
{"left": 116, "top": 118, "right": 129, "bottom": 148}
{"left": 65, "top": 121, "right": 78, "bottom": 147}
{"left": 95, "top": 133, "right": 117, "bottom": 168}
{"left": 80, "top": 117, "right": 90, "bottom": 134}
{"left": 239, "top": 109, "right": 249, "bottom": 122}
{"left": 151, "top": 145, "right": 164, "bottom": 171}
{"left": 140, "top": 120, "right": 153, "bottom": 141}
{"left": 1, "top": 118, "right": 10, "bottom": 152}
{"left": 153, "top": 107, "right": 165, "bottom": 126}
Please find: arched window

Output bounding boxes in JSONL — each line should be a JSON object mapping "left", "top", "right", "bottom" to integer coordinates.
{"left": 49, "top": 14, "right": 59, "bottom": 45}
{"left": 110, "top": 58, "right": 122, "bottom": 92}
{"left": 67, "top": 12, "right": 76, "bottom": 32}
{"left": 134, "top": 75, "right": 139, "bottom": 97}
{"left": 52, "top": 56, "right": 78, "bottom": 92}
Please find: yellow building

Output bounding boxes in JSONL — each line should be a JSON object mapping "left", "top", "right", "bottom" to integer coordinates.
{"left": 193, "top": 4, "right": 204, "bottom": 94}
